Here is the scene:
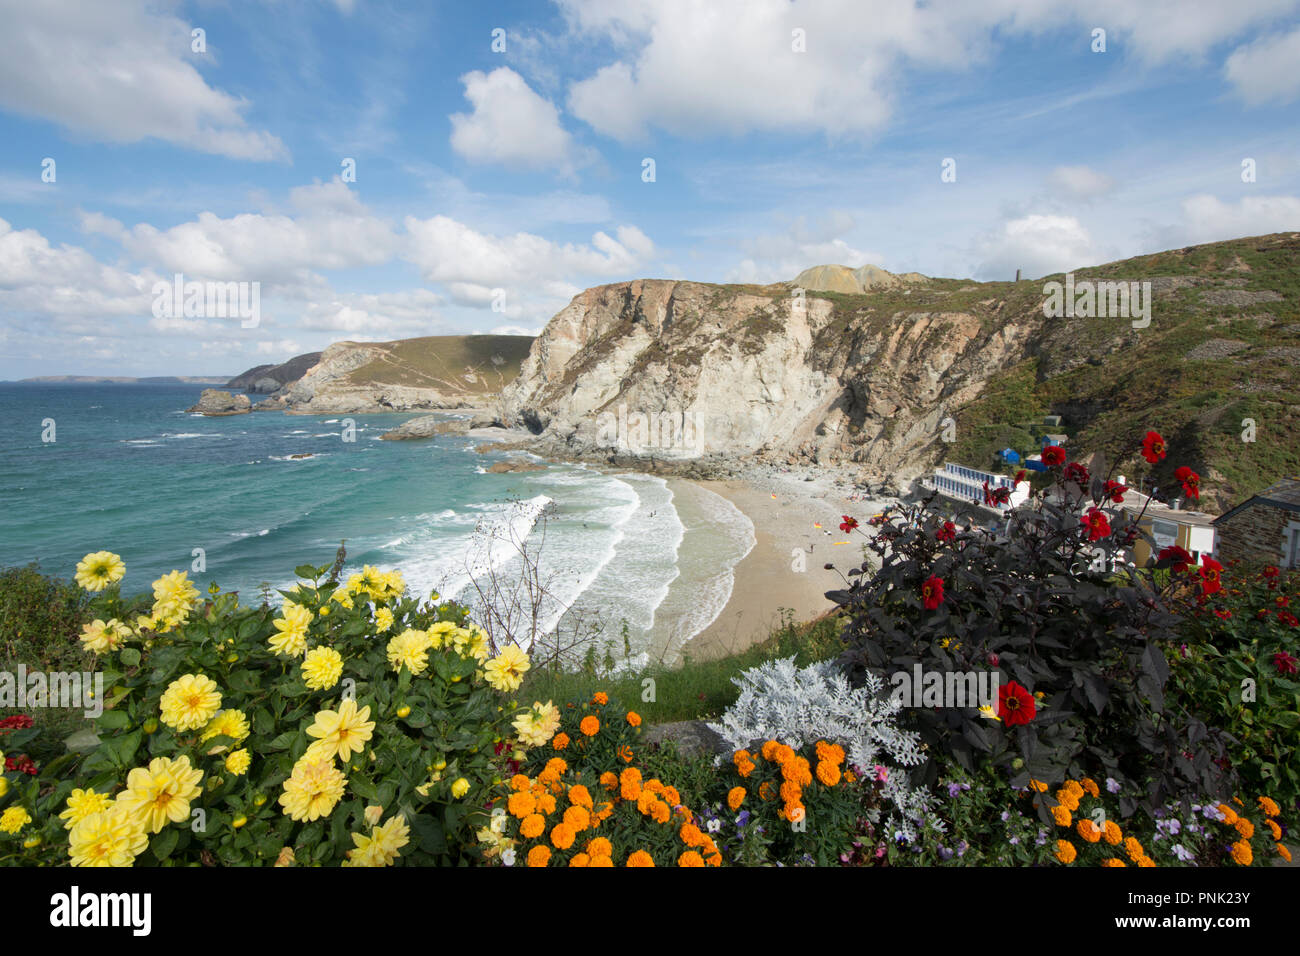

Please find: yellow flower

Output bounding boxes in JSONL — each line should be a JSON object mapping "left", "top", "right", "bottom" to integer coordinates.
{"left": 330, "top": 588, "right": 354, "bottom": 610}
{"left": 68, "top": 806, "right": 148, "bottom": 867}
{"left": 345, "top": 813, "right": 410, "bottom": 867}
{"left": 75, "top": 551, "right": 126, "bottom": 591}
{"left": 386, "top": 628, "right": 432, "bottom": 675}
{"left": 512, "top": 700, "right": 561, "bottom": 747}
{"left": 151, "top": 569, "right": 199, "bottom": 619}
{"left": 159, "top": 673, "right": 222, "bottom": 732}
{"left": 59, "top": 788, "right": 114, "bottom": 829}
{"left": 305, "top": 698, "right": 375, "bottom": 762}
{"left": 279, "top": 756, "right": 347, "bottom": 822}
{"left": 79, "top": 618, "right": 131, "bottom": 655}
{"left": 115, "top": 756, "right": 203, "bottom": 834}
{"left": 200, "top": 709, "right": 250, "bottom": 746}
{"left": 451, "top": 778, "right": 470, "bottom": 799}
{"left": 225, "top": 749, "right": 251, "bottom": 776}
{"left": 268, "top": 601, "right": 313, "bottom": 658}
{"left": 374, "top": 607, "right": 395, "bottom": 633}
{"left": 978, "top": 704, "right": 1001, "bottom": 721}
{"left": 483, "top": 643, "right": 530, "bottom": 692}
{"left": 0, "top": 807, "right": 32, "bottom": 833}
{"left": 301, "top": 646, "right": 344, "bottom": 690}
{"left": 364, "top": 805, "right": 385, "bottom": 826}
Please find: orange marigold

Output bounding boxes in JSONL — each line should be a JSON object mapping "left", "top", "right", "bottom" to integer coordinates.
{"left": 568, "top": 784, "right": 593, "bottom": 809}
{"left": 784, "top": 803, "right": 805, "bottom": 823}
{"left": 705, "top": 851, "right": 722, "bottom": 867}
{"left": 564, "top": 805, "right": 591, "bottom": 832}
{"left": 1278, "top": 844, "right": 1292, "bottom": 862}
{"left": 569, "top": 852, "right": 591, "bottom": 867}
{"left": 1124, "top": 837, "right": 1145, "bottom": 862}
{"left": 1029, "top": 779, "right": 1049, "bottom": 793}
{"left": 536, "top": 792, "right": 557, "bottom": 815}
{"left": 645, "top": 779, "right": 665, "bottom": 795}
{"left": 1080, "top": 777, "right": 1100, "bottom": 798}
{"left": 520, "top": 813, "right": 545, "bottom": 839}
{"left": 626, "top": 711, "right": 642, "bottom": 727}
{"left": 617, "top": 745, "right": 633, "bottom": 763}
{"left": 816, "top": 760, "right": 842, "bottom": 787}
{"left": 551, "top": 733, "right": 569, "bottom": 751}
{"left": 1135, "top": 854, "right": 1156, "bottom": 868}
{"left": 551, "top": 822, "right": 576, "bottom": 850}
{"left": 772, "top": 744, "right": 795, "bottom": 765}
{"left": 650, "top": 801, "right": 671, "bottom": 824}
{"left": 663, "top": 786, "right": 681, "bottom": 806}
{"left": 1055, "top": 840, "right": 1076, "bottom": 864}
{"left": 1235, "top": 818, "right": 1255, "bottom": 839}
{"left": 594, "top": 801, "right": 614, "bottom": 823}
{"left": 1050, "top": 805, "right": 1072, "bottom": 827}
{"left": 1258, "top": 796, "right": 1281, "bottom": 817}
{"left": 1230, "top": 840, "right": 1252, "bottom": 866}
{"left": 758, "top": 781, "right": 776, "bottom": 801}
{"left": 593, "top": 692, "right": 608, "bottom": 705}
{"left": 760, "top": 740, "right": 780, "bottom": 761}
{"left": 526, "top": 845, "right": 551, "bottom": 867}
{"left": 1267, "top": 819, "right": 1282, "bottom": 840}
{"left": 1076, "top": 820, "right": 1101, "bottom": 843}
{"left": 507, "top": 791, "right": 536, "bottom": 819}
{"left": 599, "top": 771, "right": 618, "bottom": 791}
{"left": 727, "top": 786, "right": 746, "bottom": 811}
{"left": 678, "top": 850, "right": 705, "bottom": 867}
{"left": 586, "top": 836, "right": 613, "bottom": 857}
{"left": 735, "top": 757, "right": 755, "bottom": 778}
{"left": 579, "top": 715, "right": 600, "bottom": 737}
{"left": 1102, "top": 820, "right": 1122, "bottom": 845}
{"left": 1063, "top": 780, "right": 1085, "bottom": 799}
{"left": 815, "top": 740, "right": 845, "bottom": 765}
{"left": 1217, "top": 804, "right": 1238, "bottom": 826}
{"left": 589, "top": 854, "right": 614, "bottom": 867}
{"left": 509, "top": 774, "right": 531, "bottom": 792}
{"left": 626, "top": 850, "right": 655, "bottom": 867}
{"left": 733, "top": 749, "right": 751, "bottom": 767}
{"left": 1054, "top": 789, "right": 1080, "bottom": 812}
{"left": 680, "top": 823, "right": 704, "bottom": 847}
{"left": 779, "top": 780, "right": 802, "bottom": 804}
{"left": 1102, "top": 858, "right": 1126, "bottom": 867}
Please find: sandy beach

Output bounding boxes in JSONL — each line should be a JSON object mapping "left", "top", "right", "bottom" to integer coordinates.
{"left": 681, "top": 469, "right": 898, "bottom": 661}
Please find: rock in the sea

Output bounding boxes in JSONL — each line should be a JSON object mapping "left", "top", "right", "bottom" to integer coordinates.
{"left": 187, "top": 389, "right": 251, "bottom": 416}
{"left": 379, "top": 416, "right": 471, "bottom": 440}
{"left": 484, "top": 459, "right": 546, "bottom": 473}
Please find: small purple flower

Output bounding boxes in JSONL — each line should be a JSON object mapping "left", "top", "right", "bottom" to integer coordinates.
{"left": 938, "top": 846, "right": 954, "bottom": 860}
{"left": 1035, "top": 830, "right": 1048, "bottom": 846}
{"left": 1009, "top": 836, "right": 1020, "bottom": 845}
{"left": 957, "top": 840, "right": 969, "bottom": 857}
{"left": 735, "top": 810, "right": 750, "bottom": 828}
{"left": 1167, "top": 818, "right": 1181, "bottom": 835}
{"left": 947, "top": 782, "right": 964, "bottom": 798}
{"left": 1000, "top": 810, "right": 1010, "bottom": 822}
{"left": 1172, "top": 844, "right": 1194, "bottom": 862}
{"left": 1105, "top": 777, "right": 1121, "bottom": 794}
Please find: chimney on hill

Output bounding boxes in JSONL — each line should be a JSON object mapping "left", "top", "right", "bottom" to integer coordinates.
{"left": 1015, "top": 268, "right": 1021, "bottom": 282}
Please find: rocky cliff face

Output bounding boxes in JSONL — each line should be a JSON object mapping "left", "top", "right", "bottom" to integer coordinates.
{"left": 502, "top": 234, "right": 1300, "bottom": 504}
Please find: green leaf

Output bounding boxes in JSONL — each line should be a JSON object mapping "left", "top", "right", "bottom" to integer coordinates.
{"left": 119, "top": 647, "right": 142, "bottom": 668}
{"left": 95, "top": 709, "right": 131, "bottom": 731}
{"left": 151, "top": 826, "right": 180, "bottom": 860}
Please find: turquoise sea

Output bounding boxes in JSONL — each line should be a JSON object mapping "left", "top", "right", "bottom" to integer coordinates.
{"left": 0, "top": 384, "right": 754, "bottom": 665}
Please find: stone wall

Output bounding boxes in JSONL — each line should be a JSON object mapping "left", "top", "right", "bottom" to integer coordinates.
{"left": 1217, "top": 504, "right": 1291, "bottom": 565}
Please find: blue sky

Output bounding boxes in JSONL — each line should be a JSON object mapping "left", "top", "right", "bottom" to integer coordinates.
{"left": 1, "top": 0, "right": 1299, "bottom": 378}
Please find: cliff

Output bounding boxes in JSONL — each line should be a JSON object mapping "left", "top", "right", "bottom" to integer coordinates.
{"left": 502, "top": 234, "right": 1300, "bottom": 510}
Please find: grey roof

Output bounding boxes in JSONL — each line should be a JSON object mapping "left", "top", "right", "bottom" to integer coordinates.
{"left": 1213, "top": 477, "right": 1300, "bottom": 525}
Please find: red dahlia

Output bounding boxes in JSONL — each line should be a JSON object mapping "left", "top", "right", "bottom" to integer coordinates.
{"left": 1103, "top": 479, "right": 1128, "bottom": 504}
{"left": 1198, "top": 555, "right": 1223, "bottom": 596}
{"left": 1080, "top": 507, "right": 1111, "bottom": 541}
{"left": 1157, "top": 545, "right": 1195, "bottom": 573}
{"left": 1275, "top": 652, "right": 1299, "bottom": 675}
{"left": 920, "top": 575, "right": 945, "bottom": 610}
{"left": 1141, "top": 430, "right": 1167, "bottom": 464}
{"left": 936, "top": 521, "right": 956, "bottom": 543}
{"left": 1063, "top": 461, "right": 1090, "bottom": 485}
{"left": 997, "top": 680, "right": 1037, "bottom": 726}
{"left": 1041, "top": 445, "right": 1066, "bottom": 467}
{"left": 1174, "top": 466, "right": 1201, "bottom": 501}
{"left": 840, "top": 515, "right": 859, "bottom": 532}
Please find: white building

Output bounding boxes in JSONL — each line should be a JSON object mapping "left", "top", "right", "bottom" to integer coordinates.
{"left": 921, "top": 462, "right": 1032, "bottom": 511}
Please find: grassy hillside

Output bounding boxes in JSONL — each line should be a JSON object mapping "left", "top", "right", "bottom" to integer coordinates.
{"left": 341, "top": 334, "right": 534, "bottom": 395}
{"left": 946, "top": 233, "right": 1300, "bottom": 509}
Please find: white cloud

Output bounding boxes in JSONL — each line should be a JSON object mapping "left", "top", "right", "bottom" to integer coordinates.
{"left": 488, "top": 324, "right": 544, "bottom": 336}
{"left": 559, "top": 0, "right": 1300, "bottom": 141}
{"left": 449, "top": 67, "right": 594, "bottom": 174}
{"left": 725, "top": 213, "right": 883, "bottom": 283}
{"left": 1049, "top": 165, "right": 1115, "bottom": 200}
{"left": 975, "top": 213, "right": 1097, "bottom": 280}
{"left": 0, "top": 0, "right": 287, "bottom": 160}
{"left": 1224, "top": 26, "right": 1300, "bottom": 105}
{"left": 1172, "top": 194, "right": 1300, "bottom": 244}
{"left": 404, "top": 216, "right": 654, "bottom": 286}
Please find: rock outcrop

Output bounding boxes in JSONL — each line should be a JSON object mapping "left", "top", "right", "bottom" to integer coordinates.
{"left": 187, "top": 389, "right": 251, "bottom": 416}
{"left": 227, "top": 352, "right": 322, "bottom": 393}
{"left": 379, "top": 416, "right": 471, "bottom": 440}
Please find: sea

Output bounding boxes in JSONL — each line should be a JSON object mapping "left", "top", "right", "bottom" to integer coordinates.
{"left": 0, "top": 383, "right": 755, "bottom": 667}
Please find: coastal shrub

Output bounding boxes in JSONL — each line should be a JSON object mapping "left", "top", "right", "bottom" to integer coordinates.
{"left": 0, "top": 552, "right": 531, "bottom": 867}
{"left": 706, "top": 656, "right": 936, "bottom": 840}
{"left": 1166, "top": 564, "right": 1300, "bottom": 809}
{"left": 829, "top": 433, "right": 1234, "bottom": 816}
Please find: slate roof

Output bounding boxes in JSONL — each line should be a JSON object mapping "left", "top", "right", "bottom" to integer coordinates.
{"left": 1213, "top": 477, "right": 1300, "bottom": 525}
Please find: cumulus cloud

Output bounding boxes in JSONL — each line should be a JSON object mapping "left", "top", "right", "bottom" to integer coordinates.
{"left": 725, "top": 213, "right": 884, "bottom": 283}
{"left": 0, "top": 0, "right": 287, "bottom": 160}
{"left": 1171, "top": 194, "right": 1300, "bottom": 244}
{"left": 450, "top": 67, "right": 595, "bottom": 174}
{"left": 1224, "top": 26, "right": 1300, "bottom": 105}
{"left": 975, "top": 214, "right": 1097, "bottom": 280}
{"left": 558, "top": 0, "right": 1299, "bottom": 141}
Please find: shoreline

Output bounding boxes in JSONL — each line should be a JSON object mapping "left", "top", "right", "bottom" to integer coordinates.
{"left": 678, "top": 470, "right": 897, "bottom": 662}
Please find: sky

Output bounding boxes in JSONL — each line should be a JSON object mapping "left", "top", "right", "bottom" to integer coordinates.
{"left": 1, "top": 0, "right": 1299, "bottom": 378}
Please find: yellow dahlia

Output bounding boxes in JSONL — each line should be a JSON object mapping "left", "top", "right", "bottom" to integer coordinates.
{"left": 79, "top": 618, "right": 131, "bottom": 655}
{"left": 512, "top": 700, "right": 561, "bottom": 747}
{"left": 0, "top": 807, "right": 32, "bottom": 833}
{"left": 386, "top": 628, "right": 432, "bottom": 675}
{"left": 60, "top": 788, "right": 113, "bottom": 829}
{"left": 68, "top": 805, "right": 148, "bottom": 867}
{"left": 159, "top": 673, "right": 222, "bottom": 732}
{"left": 115, "top": 755, "right": 203, "bottom": 834}
{"left": 373, "top": 606, "right": 394, "bottom": 633}
{"left": 279, "top": 756, "right": 347, "bottom": 821}
{"left": 268, "top": 601, "right": 312, "bottom": 658}
{"left": 151, "top": 569, "right": 198, "bottom": 618}
{"left": 304, "top": 697, "right": 375, "bottom": 762}
{"left": 75, "top": 551, "right": 126, "bottom": 591}
{"left": 224, "top": 749, "right": 251, "bottom": 776}
{"left": 483, "top": 643, "right": 530, "bottom": 692}
{"left": 301, "top": 646, "right": 344, "bottom": 690}
{"left": 200, "top": 709, "right": 250, "bottom": 745}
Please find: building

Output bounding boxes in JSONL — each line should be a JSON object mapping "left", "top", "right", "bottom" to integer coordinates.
{"left": 1212, "top": 477, "right": 1300, "bottom": 568}
{"left": 921, "top": 462, "right": 1031, "bottom": 511}
{"left": 1117, "top": 487, "right": 1217, "bottom": 567}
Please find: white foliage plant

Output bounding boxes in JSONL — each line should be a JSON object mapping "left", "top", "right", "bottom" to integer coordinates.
{"left": 707, "top": 656, "right": 941, "bottom": 841}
